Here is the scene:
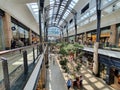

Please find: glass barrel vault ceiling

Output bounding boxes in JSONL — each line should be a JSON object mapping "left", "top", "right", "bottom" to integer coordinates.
{"left": 27, "top": 0, "right": 79, "bottom": 37}
{"left": 26, "top": 0, "right": 118, "bottom": 38}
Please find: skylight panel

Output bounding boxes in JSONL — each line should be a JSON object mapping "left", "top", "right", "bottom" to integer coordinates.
{"left": 59, "top": 20, "right": 63, "bottom": 25}
{"left": 69, "top": 4, "right": 74, "bottom": 8}
{"left": 33, "top": 8, "right": 38, "bottom": 12}
{"left": 50, "top": 0, "right": 55, "bottom": 4}
{"left": 49, "top": 9, "right": 53, "bottom": 14}
{"left": 31, "top": 3, "right": 38, "bottom": 9}
{"left": 73, "top": 0, "right": 79, "bottom": 3}
{"left": 35, "top": 12, "right": 38, "bottom": 15}
{"left": 27, "top": 3, "right": 39, "bottom": 23}
{"left": 62, "top": 1, "right": 67, "bottom": 5}
{"left": 70, "top": 2, "right": 75, "bottom": 6}
{"left": 59, "top": 0, "right": 78, "bottom": 25}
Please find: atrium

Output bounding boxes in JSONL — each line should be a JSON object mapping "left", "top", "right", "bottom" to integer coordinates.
{"left": 0, "top": 0, "right": 120, "bottom": 90}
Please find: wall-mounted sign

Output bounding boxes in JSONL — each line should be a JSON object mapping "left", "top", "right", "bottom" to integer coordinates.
{"left": 11, "top": 26, "right": 16, "bottom": 31}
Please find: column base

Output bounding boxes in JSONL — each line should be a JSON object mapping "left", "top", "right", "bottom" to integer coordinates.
{"left": 92, "top": 72, "right": 99, "bottom": 77}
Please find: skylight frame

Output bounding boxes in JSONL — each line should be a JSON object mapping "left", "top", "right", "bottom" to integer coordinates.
{"left": 27, "top": 2, "right": 39, "bottom": 23}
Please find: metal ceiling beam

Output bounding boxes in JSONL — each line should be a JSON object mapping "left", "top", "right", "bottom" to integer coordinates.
{"left": 54, "top": 0, "right": 64, "bottom": 25}
{"left": 44, "top": 4, "right": 76, "bottom": 15}
{"left": 57, "top": 0, "right": 73, "bottom": 25}
{"left": 46, "top": 24, "right": 63, "bottom": 30}
{"left": 39, "top": 0, "right": 45, "bottom": 53}
{"left": 66, "top": 22, "right": 68, "bottom": 42}
{"left": 51, "top": 0, "right": 57, "bottom": 25}
{"left": 45, "top": 15, "right": 67, "bottom": 27}
{"left": 39, "top": 0, "right": 44, "bottom": 12}
{"left": 45, "top": 14, "right": 67, "bottom": 22}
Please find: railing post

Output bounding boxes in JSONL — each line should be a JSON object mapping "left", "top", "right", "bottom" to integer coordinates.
{"left": 33, "top": 47, "right": 35, "bottom": 63}
{"left": 37, "top": 45, "right": 38, "bottom": 57}
{"left": 1, "top": 57, "right": 10, "bottom": 90}
{"left": 23, "top": 50, "right": 28, "bottom": 74}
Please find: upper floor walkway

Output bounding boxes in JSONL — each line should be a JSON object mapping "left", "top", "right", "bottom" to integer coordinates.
{"left": 0, "top": 43, "right": 120, "bottom": 90}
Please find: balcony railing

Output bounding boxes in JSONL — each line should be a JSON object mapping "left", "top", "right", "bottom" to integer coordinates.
{"left": 0, "top": 44, "right": 43, "bottom": 90}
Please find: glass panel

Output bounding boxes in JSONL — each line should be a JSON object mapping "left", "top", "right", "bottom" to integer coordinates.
{"left": 0, "top": 16, "right": 4, "bottom": 51}
{"left": 27, "top": 47, "right": 34, "bottom": 65}
{"left": 31, "top": 4, "right": 38, "bottom": 9}
{"left": 117, "top": 26, "right": 120, "bottom": 47}
{"left": 35, "top": 45, "right": 38, "bottom": 59}
{"left": 27, "top": 3, "right": 39, "bottom": 23}
{"left": 0, "top": 50, "right": 24, "bottom": 87}
{"left": 50, "top": 0, "right": 55, "bottom": 4}
{"left": 0, "top": 60, "right": 4, "bottom": 90}
{"left": 0, "top": 44, "right": 40, "bottom": 89}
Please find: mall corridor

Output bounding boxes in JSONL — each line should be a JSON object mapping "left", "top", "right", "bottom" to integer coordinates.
{"left": 46, "top": 53, "right": 116, "bottom": 90}
{"left": 0, "top": 0, "right": 120, "bottom": 90}
{"left": 46, "top": 53, "right": 68, "bottom": 90}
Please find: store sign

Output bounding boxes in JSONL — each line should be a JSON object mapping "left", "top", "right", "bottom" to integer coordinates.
{"left": 11, "top": 26, "right": 16, "bottom": 31}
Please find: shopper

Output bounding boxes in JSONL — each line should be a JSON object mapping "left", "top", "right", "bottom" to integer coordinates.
{"left": 53, "top": 57, "right": 55, "bottom": 65}
{"left": 11, "top": 39, "right": 16, "bottom": 49}
{"left": 67, "top": 78, "right": 72, "bottom": 90}
{"left": 73, "top": 77, "right": 80, "bottom": 90}
{"left": 79, "top": 75, "right": 83, "bottom": 89}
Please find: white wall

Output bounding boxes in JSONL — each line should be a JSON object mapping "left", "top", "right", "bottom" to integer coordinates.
{"left": 69, "top": 9, "right": 120, "bottom": 35}
{"left": 0, "top": 0, "right": 39, "bottom": 34}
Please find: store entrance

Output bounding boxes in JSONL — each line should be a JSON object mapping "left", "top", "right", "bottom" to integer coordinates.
{"left": 0, "top": 16, "right": 5, "bottom": 51}
{"left": 111, "top": 67, "right": 120, "bottom": 89}
{"left": 100, "top": 63, "right": 107, "bottom": 81}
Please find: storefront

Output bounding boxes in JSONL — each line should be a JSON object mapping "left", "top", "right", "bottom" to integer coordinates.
{"left": 100, "top": 27, "right": 110, "bottom": 46}
{"left": 77, "top": 33, "right": 84, "bottom": 44}
{"left": 0, "top": 9, "right": 5, "bottom": 51}
{"left": 11, "top": 17, "right": 29, "bottom": 46}
{"left": 81, "top": 51, "right": 93, "bottom": 70}
{"left": 69, "top": 35, "right": 75, "bottom": 43}
{"left": 87, "top": 30, "right": 96, "bottom": 42}
{"left": 116, "top": 24, "right": 120, "bottom": 47}
{"left": 32, "top": 32, "right": 39, "bottom": 44}
{"left": 99, "top": 55, "right": 120, "bottom": 89}
{"left": 99, "top": 63, "right": 107, "bottom": 80}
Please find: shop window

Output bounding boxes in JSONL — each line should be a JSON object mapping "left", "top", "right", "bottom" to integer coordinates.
{"left": 117, "top": 26, "right": 120, "bottom": 47}
{"left": 100, "top": 64, "right": 107, "bottom": 80}
{"left": 0, "top": 16, "right": 5, "bottom": 50}
{"left": 81, "top": 3, "right": 89, "bottom": 14}
{"left": 69, "top": 19, "right": 73, "bottom": 24}
{"left": 114, "top": 69, "right": 119, "bottom": 77}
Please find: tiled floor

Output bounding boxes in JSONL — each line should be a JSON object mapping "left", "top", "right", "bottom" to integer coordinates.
{"left": 77, "top": 66, "right": 115, "bottom": 90}
{"left": 46, "top": 53, "right": 117, "bottom": 90}
{"left": 46, "top": 53, "right": 67, "bottom": 90}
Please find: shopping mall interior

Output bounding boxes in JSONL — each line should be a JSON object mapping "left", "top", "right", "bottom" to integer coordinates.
{"left": 0, "top": 0, "right": 120, "bottom": 90}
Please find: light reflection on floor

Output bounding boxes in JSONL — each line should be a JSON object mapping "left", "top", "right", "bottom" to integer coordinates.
{"left": 84, "top": 85, "right": 94, "bottom": 90}
{"left": 79, "top": 66, "right": 115, "bottom": 90}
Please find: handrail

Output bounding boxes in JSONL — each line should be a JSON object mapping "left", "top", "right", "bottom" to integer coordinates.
{"left": 0, "top": 43, "right": 42, "bottom": 90}
{"left": 0, "top": 44, "right": 41, "bottom": 55}
{"left": 23, "top": 45, "right": 47, "bottom": 90}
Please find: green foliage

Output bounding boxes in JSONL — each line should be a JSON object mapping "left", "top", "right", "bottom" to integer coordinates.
{"left": 78, "top": 51, "right": 85, "bottom": 58}
{"left": 59, "top": 58, "right": 68, "bottom": 66}
{"left": 61, "top": 65, "right": 69, "bottom": 73}
{"left": 78, "top": 63, "right": 82, "bottom": 67}
{"left": 56, "top": 42, "right": 68, "bottom": 48}
{"left": 59, "top": 48, "right": 68, "bottom": 56}
{"left": 60, "top": 58, "right": 69, "bottom": 73}
{"left": 74, "top": 43, "right": 84, "bottom": 50}
{"left": 58, "top": 42, "right": 84, "bottom": 55}
{"left": 56, "top": 43, "right": 63, "bottom": 47}
{"left": 76, "top": 63, "right": 81, "bottom": 71}
{"left": 65, "top": 66, "right": 69, "bottom": 73}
